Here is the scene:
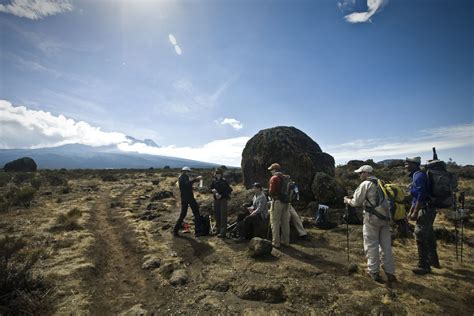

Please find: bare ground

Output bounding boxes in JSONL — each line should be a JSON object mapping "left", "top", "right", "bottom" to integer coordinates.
{"left": 1, "top": 170, "right": 473, "bottom": 315}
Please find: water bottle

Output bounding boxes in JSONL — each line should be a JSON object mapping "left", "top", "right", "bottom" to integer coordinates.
{"left": 199, "top": 179, "right": 203, "bottom": 188}
{"left": 294, "top": 185, "right": 300, "bottom": 200}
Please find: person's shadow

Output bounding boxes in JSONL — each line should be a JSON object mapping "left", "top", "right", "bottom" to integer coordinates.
{"left": 172, "top": 235, "right": 215, "bottom": 260}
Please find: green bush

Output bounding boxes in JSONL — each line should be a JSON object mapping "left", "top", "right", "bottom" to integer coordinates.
{"left": 12, "top": 173, "right": 35, "bottom": 185}
{"left": 4, "top": 186, "right": 37, "bottom": 208}
{"left": 0, "top": 236, "right": 55, "bottom": 314}
{"left": 0, "top": 173, "right": 12, "bottom": 187}
{"left": 46, "top": 174, "right": 68, "bottom": 186}
{"left": 30, "top": 177, "right": 43, "bottom": 190}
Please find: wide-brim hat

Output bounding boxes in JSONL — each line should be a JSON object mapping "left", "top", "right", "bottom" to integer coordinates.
{"left": 181, "top": 166, "right": 192, "bottom": 171}
{"left": 405, "top": 157, "right": 421, "bottom": 164}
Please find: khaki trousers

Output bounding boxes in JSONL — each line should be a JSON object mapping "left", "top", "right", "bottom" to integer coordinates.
{"left": 270, "top": 200, "right": 290, "bottom": 247}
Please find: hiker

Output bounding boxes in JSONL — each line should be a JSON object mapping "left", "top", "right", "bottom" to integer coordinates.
{"left": 173, "top": 167, "right": 202, "bottom": 237}
{"left": 289, "top": 205, "right": 309, "bottom": 240}
{"left": 343, "top": 165, "right": 396, "bottom": 283}
{"left": 210, "top": 168, "right": 233, "bottom": 238}
{"left": 235, "top": 182, "right": 269, "bottom": 241}
{"left": 405, "top": 156, "right": 440, "bottom": 274}
{"left": 268, "top": 163, "right": 291, "bottom": 248}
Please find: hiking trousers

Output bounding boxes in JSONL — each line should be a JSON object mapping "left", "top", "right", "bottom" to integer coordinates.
{"left": 414, "top": 205, "right": 438, "bottom": 268}
{"left": 270, "top": 200, "right": 290, "bottom": 247}
{"left": 289, "top": 205, "right": 307, "bottom": 237}
{"left": 174, "top": 198, "right": 200, "bottom": 234}
{"left": 363, "top": 212, "right": 395, "bottom": 274}
{"left": 214, "top": 198, "right": 228, "bottom": 235}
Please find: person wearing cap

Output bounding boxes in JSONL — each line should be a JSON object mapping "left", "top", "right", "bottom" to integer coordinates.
{"left": 210, "top": 168, "right": 233, "bottom": 237}
{"left": 235, "top": 182, "right": 269, "bottom": 241}
{"left": 267, "top": 163, "right": 291, "bottom": 248}
{"left": 173, "top": 166, "right": 202, "bottom": 237}
{"left": 405, "top": 156, "right": 440, "bottom": 275}
{"left": 343, "top": 165, "right": 396, "bottom": 283}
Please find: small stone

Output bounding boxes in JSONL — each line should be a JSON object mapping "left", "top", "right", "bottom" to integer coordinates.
{"left": 347, "top": 263, "right": 358, "bottom": 275}
{"left": 119, "top": 304, "right": 147, "bottom": 316}
{"left": 142, "top": 256, "right": 161, "bottom": 270}
{"left": 248, "top": 237, "right": 273, "bottom": 258}
{"left": 170, "top": 269, "right": 188, "bottom": 286}
{"left": 162, "top": 224, "right": 171, "bottom": 230}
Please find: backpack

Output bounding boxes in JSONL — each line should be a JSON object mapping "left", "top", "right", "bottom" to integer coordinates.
{"left": 194, "top": 214, "right": 210, "bottom": 236}
{"left": 315, "top": 204, "right": 337, "bottom": 229}
{"left": 278, "top": 174, "right": 293, "bottom": 203}
{"left": 424, "top": 160, "right": 458, "bottom": 208}
{"left": 366, "top": 179, "right": 392, "bottom": 221}
{"left": 380, "top": 182, "right": 407, "bottom": 221}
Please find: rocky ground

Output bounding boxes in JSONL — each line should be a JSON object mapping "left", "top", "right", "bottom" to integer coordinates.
{"left": 1, "top": 169, "right": 473, "bottom": 315}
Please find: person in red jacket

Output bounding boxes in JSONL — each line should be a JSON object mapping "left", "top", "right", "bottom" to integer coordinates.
{"left": 268, "top": 163, "right": 290, "bottom": 248}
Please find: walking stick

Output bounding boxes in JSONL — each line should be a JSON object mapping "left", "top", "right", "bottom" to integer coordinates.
{"left": 453, "top": 192, "right": 458, "bottom": 261}
{"left": 345, "top": 204, "right": 350, "bottom": 263}
{"left": 460, "top": 192, "right": 465, "bottom": 263}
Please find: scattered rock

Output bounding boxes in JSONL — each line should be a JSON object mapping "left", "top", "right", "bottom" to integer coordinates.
{"left": 3, "top": 157, "right": 37, "bottom": 172}
{"left": 162, "top": 223, "right": 171, "bottom": 230}
{"left": 146, "top": 202, "right": 166, "bottom": 211}
{"left": 151, "top": 179, "right": 160, "bottom": 185}
{"left": 169, "top": 269, "right": 188, "bottom": 286}
{"left": 111, "top": 201, "right": 123, "bottom": 208}
{"left": 235, "top": 283, "right": 286, "bottom": 303}
{"left": 347, "top": 263, "right": 358, "bottom": 275}
{"left": 119, "top": 303, "right": 148, "bottom": 316}
{"left": 151, "top": 191, "right": 173, "bottom": 201}
{"left": 142, "top": 256, "right": 161, "bottom": 270}
{"left": 138, "top": 210, "right": 161, "bottom": 221}
{"left": 248, "top": 237, "right": 273, "bottom": 258}
{"left": 209, "top": 281, "right": 230, "bottom": 292}
{"left": 42, "top": 191, "right": 53, "bottom": 196}
{"left": 241, "top": 126, "right": 335, "bottom": 200}
{"left": 159, "top": 261, "right": 181, "bottom": 278}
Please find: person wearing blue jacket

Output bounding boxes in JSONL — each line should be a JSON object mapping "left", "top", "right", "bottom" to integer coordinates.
{"left": 405, "top": 156, "right": 440, "bottom": 275}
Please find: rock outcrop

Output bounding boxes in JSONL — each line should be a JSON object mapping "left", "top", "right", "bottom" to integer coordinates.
{"left": 3, "top": 157, "right": 37, "bottom": 172}
{"left": 241, "top": 126, "right": 335, "bottom": 200}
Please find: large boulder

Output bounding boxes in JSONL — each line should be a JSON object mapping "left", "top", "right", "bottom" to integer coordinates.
{"left": 241, "top": 126, "right": 335, "bottom": 200}
{"left": 3, "top": 157, "right": 37, "bottom": 172}
{"left": 311, "top": 172, "right": 346, "bottom": 207}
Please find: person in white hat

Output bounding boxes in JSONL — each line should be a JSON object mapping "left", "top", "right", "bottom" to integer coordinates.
{"left": 343, "top": 165, "right": 396, "bottom": 283}
{"left": 173, "top": 167, "right": 202, "bottom": 236}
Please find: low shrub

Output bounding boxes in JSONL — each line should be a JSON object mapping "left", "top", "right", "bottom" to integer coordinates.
{"left": 0, "top": 236, "right": 55, "bottom": 314}
{"left": 53, "top": 208, "right": 82, "bottom": 231}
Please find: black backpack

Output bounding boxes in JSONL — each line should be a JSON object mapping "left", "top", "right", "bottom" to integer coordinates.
{"left": 278, "top": 174, "right": 293, "bottom": 203}
{"left": 424, "top": 160, "right": 458, "bottom": 208}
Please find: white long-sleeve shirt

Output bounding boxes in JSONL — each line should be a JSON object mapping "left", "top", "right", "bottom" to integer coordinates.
{"left": 347, "top": 176, "right": 378, "bottom": 209}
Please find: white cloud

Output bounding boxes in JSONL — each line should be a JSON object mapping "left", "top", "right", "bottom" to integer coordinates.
{"left": 168, "top": 34, "right": 177, "bottom": 46}
{"left": 0, "top": 100, "right": 249, "bottom": 166}
{"left": 0, "top": 0, "right": 72, "bottom": 20}
{"left": 168, "top": 33, "right": 182, "bottom": 55}
{"left": 118, "top": 137, "right": 250, "bottom": 166}
{"left": 0, "top": 100, "right": 127, "bottom": 149}
{"left": 326, "top": 123, "right": 474, "bottom": 164}
{"left": 217, "top": 118, "right": 243, "bottom": 130}
{"left": 343, "top": 0, "right": 386, "bottom": 23}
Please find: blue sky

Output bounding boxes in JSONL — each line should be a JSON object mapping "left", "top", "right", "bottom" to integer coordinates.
{"left": 0, "top": 0, "right": 472, "bottom": 166}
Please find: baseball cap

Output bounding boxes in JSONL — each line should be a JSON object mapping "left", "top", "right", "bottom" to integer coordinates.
{"left": 354, "top": 165, "right": 374, "bottom": 173}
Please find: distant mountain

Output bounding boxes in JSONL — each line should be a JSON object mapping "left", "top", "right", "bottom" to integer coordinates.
{"left": 0, "top": 143, "right": 218, "bottom": 169}
{"left": 126, "top": 136, "right": 160, "bottom": 148}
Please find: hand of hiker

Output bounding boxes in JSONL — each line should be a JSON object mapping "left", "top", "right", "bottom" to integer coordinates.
{"left": 343, "top": 196, "right": 350, "bottom": 204}
{"left": 409, "top": 211, "right": 418, "bottom": 221}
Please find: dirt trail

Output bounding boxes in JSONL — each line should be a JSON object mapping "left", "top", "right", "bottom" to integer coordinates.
{"left": 86, "top": 185, "right": 172, "bottom": 314}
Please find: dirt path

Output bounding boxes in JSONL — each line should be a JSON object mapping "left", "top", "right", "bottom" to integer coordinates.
{"left": 86, "top": 185, "right": 172, "bottom": 314}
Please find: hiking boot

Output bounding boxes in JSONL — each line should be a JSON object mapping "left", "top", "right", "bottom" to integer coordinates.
{"left": 367, "top": 272, "right": 383, "bottom": 283}
{"left": 386, "top": 273, "right": 397, "bottom": 283}
{"left": 430, "top": 262, "right": 441, "bottom": 269}
{"left": 412, "top": 267, "right": 432, "bottom": 275}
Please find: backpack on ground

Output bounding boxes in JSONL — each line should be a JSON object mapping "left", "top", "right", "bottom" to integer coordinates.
{"left": 194, "top": 214, "right": 210, "bottom": 236}
{"left": 424, "top": 160, "right": 458, "bottom": 208}
{"left": 278, "top": 174, "right": 293, "bottom": 203}
{"left": 315, "top": 204, "right": 337, "bottom": 229}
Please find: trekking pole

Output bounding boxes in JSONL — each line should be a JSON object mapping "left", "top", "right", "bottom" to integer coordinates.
{"left": 453, "top": 192, "right": 458, "bottom": 261}
{"left": 345, "top": 204, "right": 350, "bottom": 263}
{"left": 460, "top": 192, "right": 465, "bottom": 263}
